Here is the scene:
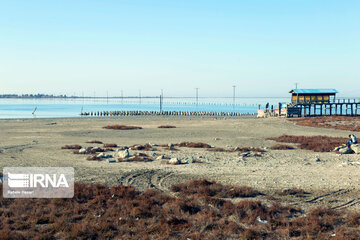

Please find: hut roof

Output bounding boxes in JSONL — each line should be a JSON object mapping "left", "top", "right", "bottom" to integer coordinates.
{"left": 289, "top": 89, "right": 338, "bottom": 94}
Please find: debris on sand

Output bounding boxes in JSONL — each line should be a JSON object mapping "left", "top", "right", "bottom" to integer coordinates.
{"left": 103, "top": 125, "right": 142, "bottom": 130}
{"left": 117, "top": 153, "right": 153, "bottom": 162}
{"left": 177, "top": 142, "right": 212, "bottom": 148}
{"left": 86, "top": 154, "right": 102, "bottom": 161}
{"left": 61, "top": 144, "right": 82, "bottom": 149}
{"left": 267, "top": 135, "right": 347, "bottom": 152}
{"left": 86, "top": 140, "right": 103, "bottom": 144}
{"left": 158, "top": 125, "right": 176, "bottom": 128}
{"left": 270, "top": 144, "right": 296, "bottom": 150}
{"left": 129, "top": 144, "right": 155, "bottom": 151}
{"left": 103, "top": 143, "right": 117, "bottom": 148}
{"left": 74, "top": 147, "right": 105, "bottom": 154}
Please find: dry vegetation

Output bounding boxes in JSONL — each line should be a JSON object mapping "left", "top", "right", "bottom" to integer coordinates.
{"left": 290, "top": 116, "right": 360, "bottom": 132}
{"left": 117, "top": 153, "right": 153, "bottom": 162}
{"left": 270, "top": 144, "right": 296, "bottom": 150}
{"left": 233, "top": 147, "right": 266, "bottom": 153}
{"left": 158, "top": 125, "right": 176, "bottom": 128}
{"left": 276, "top": 188, "right": 307, "bottom": 197}
{"left": 103, "top": 144, "right": 118, "bottom": 148}
{"left": 86, "top": 155, "right": 102, "bottom": 161}
{"left": 61, "top": 144, "right": 82, "bottom": 150}
{"left": 267, "top": 135, "right": 347, "bottom": 152}
{"left": 103, "top": 125, "right": 142, "bottom": 130}
{"left": 86, "top": 140, "right": 103, "bottom": 144}
{"left": 171, "top": 179, "right": 260, "bottom": 198}
{"left": 177, "top": 142, "right": 212, "bottom": 148}
{"left": 1, "top": 180, "right": 359, "bottom": 239}
{"left": 73, "top": 147, "right": 105, "bottom": 154}
{"left": 129, "top": 144, "right": 156, "bottom": 151}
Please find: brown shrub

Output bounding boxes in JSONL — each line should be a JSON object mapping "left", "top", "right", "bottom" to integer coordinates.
{"left": 103, "top": 143, "right": 117, "bottom": 148}
{"left": 270, "top": 144, "right": 296, "bottom": 150}
{"left": 206, "top": 147, "right": 230, "bottom": 152}
{"left": 0, "top": 181, "right": 358, "bottom": 239}
{"left": 276, "top": 188, "right": 307, "bottom": 197}
{"left": 129, "top": 144, "right": 155, "bottom": 151}
{"left": 61, "top": 144, "right": 82, "bottom": 150}
{"left": 86, "top": 155, "right": 101, "bottom": 161}
{"left": 158, "top": 125, "right": 176, "bottom": 128}
{"left": 232, "top": 147, "right": 266, "bottom": 153}
{"left": 177, "top": 142, "right": 212, "bottom": 148}
{"left": 290, "top": 116, "right": 360, "bottom": 132}
{"left": 103, "top": 125, "right": 142, "bottom": 130}
{"left": 85, "top": 140, "right": 103, "bottom": 144}
{"left": 171, "top": 179, "right": 260, "bottom": 198}
{"left": 267, "top": 135, "right": 347, "bottom": 152}
{"left": 347, "top": 212, "right": 360, "bottom": 226}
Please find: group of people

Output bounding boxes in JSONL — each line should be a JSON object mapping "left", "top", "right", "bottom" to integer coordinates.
{"left": 346, "top": 134, "right": 358, "bottom": 148}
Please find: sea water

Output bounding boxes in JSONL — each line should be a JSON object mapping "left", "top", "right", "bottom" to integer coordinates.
{"left": 0, "top": 97, "right": 288, "bottom": 119}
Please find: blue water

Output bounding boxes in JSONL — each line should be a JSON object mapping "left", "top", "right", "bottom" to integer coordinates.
{"left": 0, "top": 97, "right": 288, "bottom": 119}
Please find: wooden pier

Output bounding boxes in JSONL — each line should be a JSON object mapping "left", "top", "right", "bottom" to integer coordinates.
{"left": 287, "top": 99, "right": 360, "bottom": 118}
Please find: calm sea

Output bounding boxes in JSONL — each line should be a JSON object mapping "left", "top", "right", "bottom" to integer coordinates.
{"left": 0, "top": 97, "right": 288, "bottom": 119}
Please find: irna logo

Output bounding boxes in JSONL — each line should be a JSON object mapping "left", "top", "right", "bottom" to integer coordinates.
{"left": 8, "top": 173, "right": 69, "bottom": 188}
{"left": 3, "top": 167, "right": 74, "bottom": 198}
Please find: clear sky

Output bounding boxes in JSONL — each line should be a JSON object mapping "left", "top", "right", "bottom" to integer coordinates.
{"left": 0, "top": 0, "right": 359, "bottom": 97}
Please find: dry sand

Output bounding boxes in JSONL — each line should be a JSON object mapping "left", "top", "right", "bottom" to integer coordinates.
{"left": 1, "top": 116, "right": 360, "bottom": 211}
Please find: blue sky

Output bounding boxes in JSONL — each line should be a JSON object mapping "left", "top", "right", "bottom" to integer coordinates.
{"left": 0, "top": 0, "right": 359, "bottom": 97}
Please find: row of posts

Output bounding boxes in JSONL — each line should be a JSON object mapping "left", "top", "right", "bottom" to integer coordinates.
{"left": 80, "top": 110, "right": 256, "bottom": 117}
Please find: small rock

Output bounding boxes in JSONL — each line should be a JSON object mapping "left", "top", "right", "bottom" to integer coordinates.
{"left": 180, "top": 159, "right": 189, "bottom": 164}
{"left": 226, "top": 145, "right": 232, "bottom": 148}
{"left": 108, "top": 159, "right": 116, "bottom": 163}
{"left": 242, "top": 152, "right": 251, "bottom": 157}
{"left": 152, "top": 152, "right": 157, "bottom": 157}
{"left": 149, "top": 142, "right": 158, "bottom": 147}
{"left": 315, "top": 157, "right": 321, "bottom": 162}
{"left": 79, "top": 148, "right": 87, "bottom": 154}
{"left": 118, "top": 149, "right": 130, "bottom": 158}
{"left": 168, "top": 158, "right": 179, "bottom": 165}
{"left": 168, "top": 143, "right": 175, "bottom": 150}
{"left": 97, "top": 153, "right": 112, "bottom": 158}
{"left": 214, "top": 137, "right": 220, "bottom": 141}
{"left": 156, "top": 155, "right": 165, "bottom": 160}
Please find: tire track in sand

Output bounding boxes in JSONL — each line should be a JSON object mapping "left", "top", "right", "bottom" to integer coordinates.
{"left": 117, "top": 169, "right": 192, "bottom": 193}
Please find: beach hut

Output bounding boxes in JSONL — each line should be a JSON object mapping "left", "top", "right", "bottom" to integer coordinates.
{"left": 289, "top": 89, "right": 338, "bottom": 104}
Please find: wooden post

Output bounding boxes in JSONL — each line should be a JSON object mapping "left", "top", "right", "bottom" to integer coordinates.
{"left": 340, "top": 104, "right": 342, "bottom": 115}
{"left": 278, "top": 102, "right": 281, "bottom": 116}
{"left": 320, "top": 104, "right": 323, "bottom": 116}
{"left": 329, "top": 104, "right": 332, "bottom": 115}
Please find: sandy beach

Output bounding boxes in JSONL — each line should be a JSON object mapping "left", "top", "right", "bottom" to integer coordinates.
{"left": 1, "top": 116, "right": 360, "bottom": 211}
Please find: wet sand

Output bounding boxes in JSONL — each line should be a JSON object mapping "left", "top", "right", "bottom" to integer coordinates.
{"left": 1, "top": 116, "right": 360, "bottom": 211}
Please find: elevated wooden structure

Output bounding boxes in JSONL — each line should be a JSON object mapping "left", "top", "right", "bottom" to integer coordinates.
{"left": 287, "top": 89, "right": 360, "bottom": 117}
{"left": 290, "top": 89, "right": 337, "bottom": 104}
